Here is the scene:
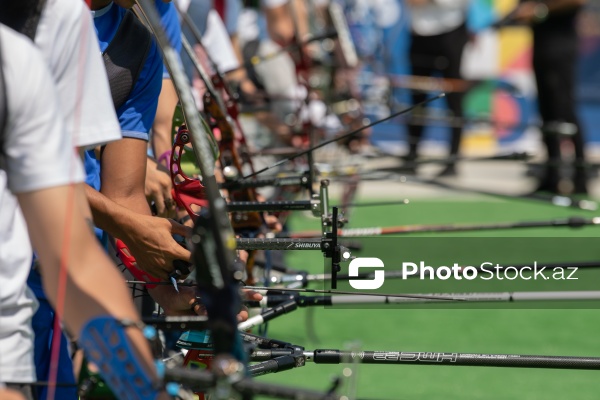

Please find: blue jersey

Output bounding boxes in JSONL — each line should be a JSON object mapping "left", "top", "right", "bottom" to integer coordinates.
{"left": 84, "top": 1, "right": 163, "bottom": 243}
{"left": 31, "top": 2, "right": 163, "bottom": 302}
{"left": 92, "top": 2, "right": 162, "bottom": 141}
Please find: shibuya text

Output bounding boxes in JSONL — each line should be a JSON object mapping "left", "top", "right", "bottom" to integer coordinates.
{"left": 402, "top": 262, "right": 578, "bottom": 281}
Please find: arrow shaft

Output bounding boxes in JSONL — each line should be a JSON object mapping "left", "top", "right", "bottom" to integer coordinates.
{"left": 243, "top": 94, "right": 445, "bottom": 179}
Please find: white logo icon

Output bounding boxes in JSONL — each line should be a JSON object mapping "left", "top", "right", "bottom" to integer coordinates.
{"left": 349, "top": 258, "right": 385, "bottom": 290}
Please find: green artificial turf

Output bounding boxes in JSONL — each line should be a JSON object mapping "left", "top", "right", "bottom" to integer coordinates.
{"left": 255, "top": 195, "right": 600, "bottom": 400}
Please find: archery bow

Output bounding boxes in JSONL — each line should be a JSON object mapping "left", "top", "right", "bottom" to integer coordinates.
{"left": 135, "top": 2, "right": 250, "bottom": 399}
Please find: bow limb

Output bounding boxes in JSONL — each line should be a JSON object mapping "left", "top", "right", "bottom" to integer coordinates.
{"left": 135, "top": 0, "right": 244, "bottom": 383}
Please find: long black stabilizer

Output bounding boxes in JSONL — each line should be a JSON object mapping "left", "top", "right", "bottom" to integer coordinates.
{"left": 310, "top": 350, "right": 600, "bottom": 370}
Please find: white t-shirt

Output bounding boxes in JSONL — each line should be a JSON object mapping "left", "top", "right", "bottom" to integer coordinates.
{"left": 202, "top": 9, "right": 240, "bottom": 73}
{"left": 408, "top": 0, "right": 470, "bottom": 37}
{"left": 34, "top": 0, "right": 121, "bottom": 149}
{"left": 262, "top": 0, "right": 288, "bottom": 9}
{"left": 0, "top": 25, "right": 85, "bottom": 384}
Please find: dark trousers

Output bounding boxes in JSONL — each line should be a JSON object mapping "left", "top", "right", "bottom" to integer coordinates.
{"left": 407, "top": 23, "right": 469, "bottom": 161}
{"left": 532, "top": 31, "right": 586, "bottom": 190}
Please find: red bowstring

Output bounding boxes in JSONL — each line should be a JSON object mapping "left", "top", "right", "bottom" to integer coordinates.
{"left": 47, "top": 7, "right": 91, "bottom": 399}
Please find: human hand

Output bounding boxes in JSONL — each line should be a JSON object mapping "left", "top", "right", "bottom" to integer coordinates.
{"left": 511, "top": 1, "right": 548, "bottom": 24}
{"left": 149, "top": 284, "right": 202, "bottom": 316}
{"left": 255, "top": 194, "right": 283, "bottom": 233}
{"left": 146, "top": 158, "right": 176, "bottom": 219}
{"left": 405, "top": 0, "right": 430, "bottom": 7}
{"left": 237, "top": 290, "right": 263, "bottom": 322}
{"left": 189, "top": 290, "right": 263, "bottom": 322}
{"left": 123, "top": 216, "right": 192, "bottom": 280}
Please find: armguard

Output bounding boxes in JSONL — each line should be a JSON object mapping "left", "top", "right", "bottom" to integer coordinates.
{"left": 79, "top": 316, "right": 161, "bottom": 400}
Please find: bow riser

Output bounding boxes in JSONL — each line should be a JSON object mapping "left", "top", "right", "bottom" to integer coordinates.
{"left": 170, "top": 126, "right": 209, "bottom": 221}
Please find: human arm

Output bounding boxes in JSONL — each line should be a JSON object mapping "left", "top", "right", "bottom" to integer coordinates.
{"left": 3, "top": 26, "right": 161, "bottom": 392}
{"left": 0, "top": 388, "right": 25, "bottom": 400}
{"left": 406, "top": 0, "right": 470, "bottom": 7}
{"left": 151, "top": 79, "right": 179, "bottom": 168}
{"left": 264, "top": 0, "right": 312, "bottom": 72}
{"left": 264, "top": 0, "right": 295, "bottom": 46}
{"left": 85, "top": 182, "right": 191, "bottom": 280}
{"left": 405, "top": 0, "right": 430, "bottom": 6}
{"left": 512, "top": 0, "right": 587, "bottom": 23}
{"left": 18, "top": 184, "right": 156, "bottom": 369}
{"left": 90, "top": 35, "right": 190, "bottom": 279}
{"left": 145, "top": 156, "right": 177, "bottom": 218}
{"left": 151, "top": 0, "right": 181, "bottom": 164}
{"left": 86, "top": 143, "right": 198, "bottom": 314}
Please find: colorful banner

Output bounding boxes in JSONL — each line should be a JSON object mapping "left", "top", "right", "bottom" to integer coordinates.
{"left": 348, "top": 0, "right": 600, "bottom": 154}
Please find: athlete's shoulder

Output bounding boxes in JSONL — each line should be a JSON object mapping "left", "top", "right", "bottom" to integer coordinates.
{"left": 42, "top": 0, "right": 87, "bottom": 25}
{"left": 0, "top": 24, "right": 47, "bottom": 78}
{"left": 262, "top": 0, "right": 289, "bottom": 9}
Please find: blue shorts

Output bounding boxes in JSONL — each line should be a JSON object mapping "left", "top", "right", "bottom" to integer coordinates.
{"left": 29, "top": 270, "right": 77, "bottom": 400}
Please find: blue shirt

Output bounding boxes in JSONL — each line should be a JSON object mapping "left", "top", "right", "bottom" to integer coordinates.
{"left": 86, "top": 1, "right": 162, "bottom": 225}
{"left": 91, "top": 2, "right": 163, "bottom": 141}
{"left": 30, "top": 3, "right": 163, "bottom": 300}
{"left": 85, "top": 2, "right": 163, "bottom": 241}
{"left": 87, "top": 3, "right": 162, "bottom": 178}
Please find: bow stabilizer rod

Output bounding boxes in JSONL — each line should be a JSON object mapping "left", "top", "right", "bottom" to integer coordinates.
{"left": 243, "top": 287, "right": 467, "bottom": 302}
{"left": 405, "top": 175, "right": 598, "bottom": 211}
{"left": 246, "top": 291, "right": 600, "bottom": 308}
{"left": 289, "top": 216, "right": 600, "bottom": 238}
{"left": 242, "top": 94, "right": 446, "bottom": 179}
{"left": 249, "top": 349, "right": 600, "bottom": 370}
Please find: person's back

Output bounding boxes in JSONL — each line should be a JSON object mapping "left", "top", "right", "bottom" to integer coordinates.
{"left": 0, "top": 22, "right": 166, "bottom": 400}
{"left": 0, "top": 2, "right": 123, "bottom": 397}
{"left": 0, "top": 22, "right": 81, "bottom": 399}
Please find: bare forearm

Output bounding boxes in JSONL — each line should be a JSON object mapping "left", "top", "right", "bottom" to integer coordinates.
{"left": 19, "top": 185, "right": 142, "bottom": 332}
{"left": 292, "top": 0, "right": 309, "bottom": 40}
{"left": 152, "top": 79, "right": 179, "bottom": 162}
{"left": 18, "top": 184, "right": 156, "bottom": 380}
{"left": 85, "top": 181, "right": 192, "bottom": 281}
{"left": 544, "top": 0, "right": 587, "bottom": 13}
{"left": 85, "top": 184, "right": 140, "bottom": 240}
{"left": 100, "top": 137, "right": 151, "bottom": 215}
{"left": 266, "top": 4, "right": 295, "bottom": 45}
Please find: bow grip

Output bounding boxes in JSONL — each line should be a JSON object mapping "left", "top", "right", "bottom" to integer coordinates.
{"left": 115, "top": 239, "right": 161, "bottom": 289}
